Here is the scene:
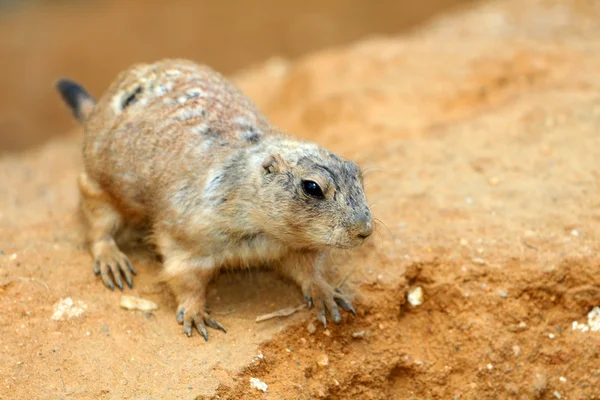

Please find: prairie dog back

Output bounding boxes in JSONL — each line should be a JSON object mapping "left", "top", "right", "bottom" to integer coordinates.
{"left": 82, "top": 60, "right": 272, "bottom": 218}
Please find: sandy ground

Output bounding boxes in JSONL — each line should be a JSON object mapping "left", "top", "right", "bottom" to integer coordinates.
{"left": 2, "top": 0, "right": 600, "bottom": 398}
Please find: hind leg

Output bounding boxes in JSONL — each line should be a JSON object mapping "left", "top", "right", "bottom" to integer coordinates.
{"left": 78, "top": 172, "right": 136, "bottom": 290}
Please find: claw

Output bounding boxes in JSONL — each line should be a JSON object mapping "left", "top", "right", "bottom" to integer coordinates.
{"left": 334, "top": 295, "right": 356, "bottom": 315}
{"left": 304, "top": 295, "right": 313, "bottom": 309}
{"left": 100, "top": 265, "right": 115, "bottom": 291}
{"left": 184, "top": 319, "right": 193, "bottom": 337}
{"left": 317, "top": 313, "right": 327, "bottom": 330}
{"left": 176, "top": 309, "right": 184, "bottom": 324}
{"left": 205, "top": 318, "right": 227, "bottom": 333}
{"left": 194, "top": 315, "right": 209, "bottom": 341}
{"left": 330, "top": 304, "right": 341, "bottom": 324}
{"left": 125, "top": 259, "right": 137, "bottom": 275}
{"left": 125, "top": 273, "right": 133, "bottom": 289}
{"left": 112, "top": 264, "right": 124, "bottom": 291}
{"left": 93, "top": 260, "right": 100, "bottom": 275}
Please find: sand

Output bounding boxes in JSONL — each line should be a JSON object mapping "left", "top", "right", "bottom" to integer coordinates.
{"left": 2, "top": 0, "right": 600, "bottom": 398}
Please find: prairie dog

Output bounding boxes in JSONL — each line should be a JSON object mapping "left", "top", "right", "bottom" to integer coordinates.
{"left": 56, "top": 59, "right": 373, "bottom": 340}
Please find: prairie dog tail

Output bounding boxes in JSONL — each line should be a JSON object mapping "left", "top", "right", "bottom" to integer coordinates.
{"left": 56, "top": 78, "right": 96, "bottom": 123}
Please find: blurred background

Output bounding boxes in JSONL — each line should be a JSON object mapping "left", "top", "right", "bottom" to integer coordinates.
{"left": 0, "top": 0, "right": 478, "bottom": 153}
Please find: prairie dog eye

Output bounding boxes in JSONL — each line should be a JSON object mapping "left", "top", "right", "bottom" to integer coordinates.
{"left": 302, "top": 180, "right": 324, "bottom": 199}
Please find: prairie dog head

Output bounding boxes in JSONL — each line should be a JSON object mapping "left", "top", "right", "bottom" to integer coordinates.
{"left": 257, "top": 143, "right": 372, "bottom": 249}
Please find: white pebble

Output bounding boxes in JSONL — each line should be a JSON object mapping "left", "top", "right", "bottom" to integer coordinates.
{"left": 553, "top": 391, "right": 561, "bottom": 399}
{"left": 570, "top": 229, "right": 580, "bottom": 237}
{"left": 119, "top": 295, "right": 158, "bottom": 312}
{"left": 250, "top": 377, "right": 268, "bottom": 392}
{"left": 472, "top": 258, "right": 486, "bottom": 265}
{"left": 487, "top": 363, "right": 493, "bottom": 371}
{"left": 588, "top": 307, "right": 600, "bottom": 332}
{"left": 307, "top": 322, "right": 317, "bottom": 334}
{"left": 559, "top": 377, "right": 566, "bottom": 383}
{"left": 548, "top": 333, "right": 555, "bottom": 339}
{"left": 407, "top": 286, "right": 424, "bottom": 307}
{"left": 51, "top": 298, "right": 87, "bottom": 321}
{"left": 572, "top": 320, "right": 590, "bottom": 333}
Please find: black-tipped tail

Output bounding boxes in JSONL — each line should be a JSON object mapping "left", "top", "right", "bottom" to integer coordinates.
{"left": 56, "top": 78, "right": 96, "bottom": 122}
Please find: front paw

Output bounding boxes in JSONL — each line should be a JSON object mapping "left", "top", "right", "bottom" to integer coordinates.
{"left": 303, "top": 279, "right": 356, "bottom": 330}
{"left": 176, "top": 297, "right": 227, "bottom": 341}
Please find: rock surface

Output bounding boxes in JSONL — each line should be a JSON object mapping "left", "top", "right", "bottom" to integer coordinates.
{"left": 2, "top": 0, "right": 600, "bottom": 398}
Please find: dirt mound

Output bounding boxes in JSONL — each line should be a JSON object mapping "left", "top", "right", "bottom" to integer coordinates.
{"left": 2, "top": 0, "right": 600, "bottom": 398}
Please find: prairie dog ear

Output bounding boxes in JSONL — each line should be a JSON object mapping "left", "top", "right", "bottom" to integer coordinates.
{"left": 262, "top": 154, "right": 286, "bottom": 175}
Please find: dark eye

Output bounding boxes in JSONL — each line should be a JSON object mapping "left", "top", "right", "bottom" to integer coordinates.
{"left": 302, "top": 180, "right": 324, "bottom": 199}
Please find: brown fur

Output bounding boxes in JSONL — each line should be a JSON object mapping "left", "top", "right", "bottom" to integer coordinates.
{"left": 57, "top": 59, "right": 373, "bottom": 339}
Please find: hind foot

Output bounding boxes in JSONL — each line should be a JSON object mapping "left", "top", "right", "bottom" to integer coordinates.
{"left": 92, "top": 237, "right": 136, "bottom": 291}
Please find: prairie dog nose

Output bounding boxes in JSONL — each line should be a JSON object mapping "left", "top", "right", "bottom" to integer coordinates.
{"left": 356, "top": 212, "right": 373, "bottom": 239}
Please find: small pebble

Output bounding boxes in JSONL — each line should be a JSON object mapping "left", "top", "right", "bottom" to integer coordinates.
{"left": 572, "top": 320, "right": 590, "bottom": 332}
{"left": 487, "top": 364, "right": 493, "bottom": 371}
{"left": 307, "top": 322, "right": 317, "bottom": 334}
{"left": 352, "top": 331, "right": 365, "bottom": 339}
{"left": 498, "top": 290, "right": 508, "bottom": 298}
{"left": 588, "top": 307, "right": 600, "bottom": 332}
{"left": 119, "top": 295, "right": 158, "bottom": 312}
{"left": 570, "top": 229, "right": 580, "bottom": 237}
{"left": 250, "top": 377, "right": 268, "bottom": 392}
{"left": 553, "top": 391, "right": 561, "bottom": 399}
{"left": 51, "top": 298, "right": 87, "bottom": 321}
{"left": 407, "top": 286, "right": 424, "bottom": 307}
{"left": 512, "top": 345, "right": 520, "bottom": 357}
{"left": 317, "top": 354, "right": 329, "bottom": 367}
{"left": 559, "top": 377, "right": 566, "bottom": 383}
{"left": 548, "top": 333, "right": 555, "bottom": 339}
{"left": 472, "top": 258, "right": 486, "bottom": 265}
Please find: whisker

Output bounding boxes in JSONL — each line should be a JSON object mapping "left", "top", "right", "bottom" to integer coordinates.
{"left": 361, "top": 167, "right": 384, "bottom": 177}
{"left": 374, "top": 217, "right": 393, "bottom": 240}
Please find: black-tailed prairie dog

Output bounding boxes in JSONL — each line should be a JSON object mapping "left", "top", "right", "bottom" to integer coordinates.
{"left": 56, "top": 59, "right": 373, "bottom": 340}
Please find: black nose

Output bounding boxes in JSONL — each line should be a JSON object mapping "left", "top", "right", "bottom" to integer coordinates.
{"left": 358, "top": 230, "right": 372, "bottom": 239}
{"left": 356, "top": 216, "right": 373, "bottom": 239}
